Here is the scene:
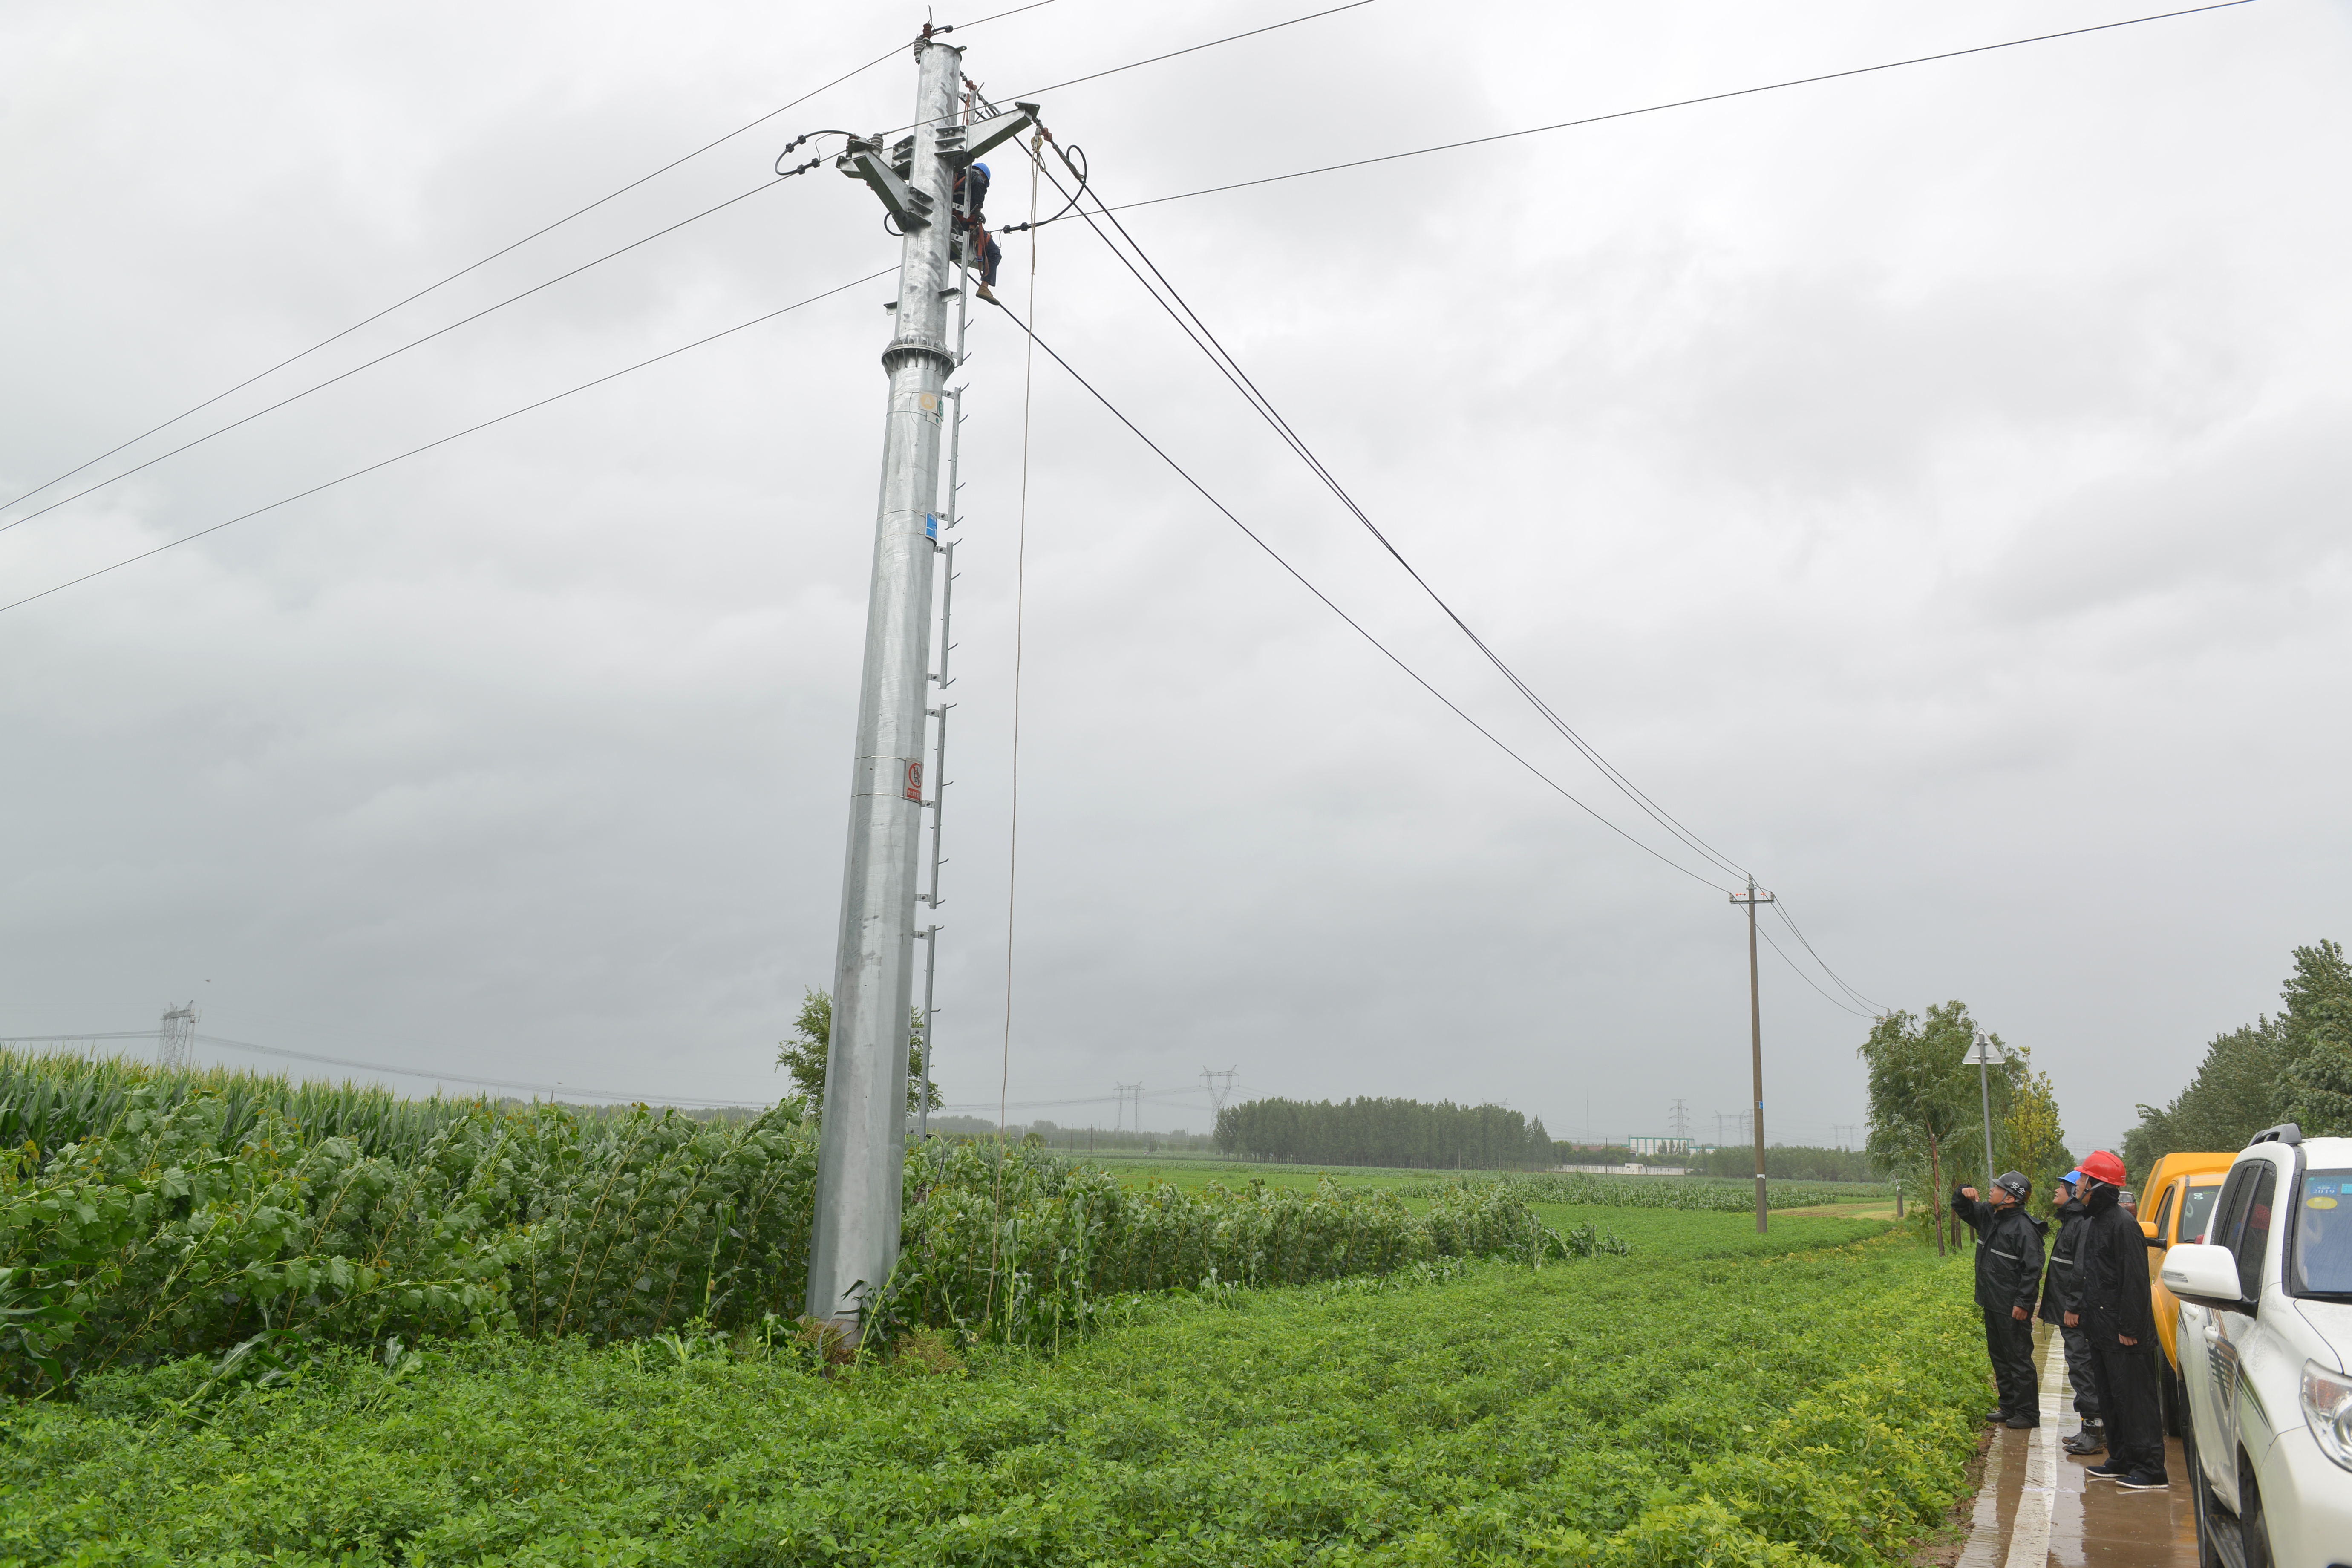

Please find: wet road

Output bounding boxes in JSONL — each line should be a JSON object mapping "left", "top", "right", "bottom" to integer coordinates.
{"left": 1956, "top": 1323, "right": 2198, "bottom": 1568}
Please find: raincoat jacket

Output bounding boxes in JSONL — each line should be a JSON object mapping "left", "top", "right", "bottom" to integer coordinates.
{"left": 2078, "top": 1182, "right": 2156, "bottom": 1348}
{"left": 2038, "top": 1194, "right": 2093, "bottom": 1325}
{"left": 1953, "top": 1186, "right": 2048, "bottom": 1315}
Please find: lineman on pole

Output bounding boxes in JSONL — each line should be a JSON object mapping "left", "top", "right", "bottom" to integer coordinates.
{"left": 1953, "top": 1170, "right": 2046, "bottom": 1428}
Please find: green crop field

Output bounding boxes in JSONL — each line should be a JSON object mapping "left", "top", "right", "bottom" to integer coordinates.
{"left": 0, "top": 1211, "right": 1988, "bottom": 1567}
{"left": 0, "top": 1054, "right": 1986, "bottom": 1565}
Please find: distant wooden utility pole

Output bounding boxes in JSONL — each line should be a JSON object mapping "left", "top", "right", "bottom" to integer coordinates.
{"left": 1730, "top": 877, "right": 1775, "bottom": 1235}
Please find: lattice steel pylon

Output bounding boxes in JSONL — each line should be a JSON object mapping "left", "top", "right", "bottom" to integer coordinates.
{"left": 157, "top": 1002, "right": 196, "bottom": 1069}
{"left": 1201, "top": 1066, "right": 1238, "bottom": 1124}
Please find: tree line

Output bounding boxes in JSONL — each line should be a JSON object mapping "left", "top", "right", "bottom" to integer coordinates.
{"left": 1215, "top": 1096, "right": 1552, "bottom": 1170}
{"left": 2126, "top": 939, "right": 2352, "bottom": 1170}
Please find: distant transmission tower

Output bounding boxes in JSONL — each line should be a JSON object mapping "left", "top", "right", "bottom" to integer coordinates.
{"left": 1669, "top": 1098, "right": 1690, "bottom": 1141}
{"left": 1201, "top": 1066, "right": 1238, "bottom": 1123}
{"left": 157, "top": 1002, "right": 196, "bottom": 1069}
{"left": 1114, "top": 1081, "right": 1144, "bottom": 1133}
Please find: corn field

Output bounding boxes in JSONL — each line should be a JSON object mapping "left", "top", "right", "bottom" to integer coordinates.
{"left": 0, "top": 1052, "right": 1590, "bottom": 1394}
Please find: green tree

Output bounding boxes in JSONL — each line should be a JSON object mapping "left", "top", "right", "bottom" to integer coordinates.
{"left": 2280, "top": 939, "right": 2352, "bottom": 1136}
{"left": 1860, "top": 1002, "right": 2013, "bottom": 1256}
{"left": 775, "top": 989, "right": 943, "bottom": 1118}
{"left": 2001, "top": 1064, "right": 2074, "bottom": 1204}
{"left": 2123, "top": 1020, "right": 2288, "bottom": 1172}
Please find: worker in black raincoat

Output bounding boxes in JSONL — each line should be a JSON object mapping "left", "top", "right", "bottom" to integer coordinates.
{"left": 1954, "top": 1170, "right": 2046, "bottom": 1428}
{"left": 2072, "top": 1149, "right": 2168, "bottom": 1488}
{"left": 2037, "top": 1170, "right": 2104, "bottom": 1454}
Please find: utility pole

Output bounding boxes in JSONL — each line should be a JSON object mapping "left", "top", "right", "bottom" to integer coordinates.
{"left": 157, "top": 1002, "right": 195, "bottom": 1070}
{"left": 804, "top": 34, "right": 1034, "bottom": 1332}
{"left": 1730, "top": 876, "right": 1775, "bottom": 1235}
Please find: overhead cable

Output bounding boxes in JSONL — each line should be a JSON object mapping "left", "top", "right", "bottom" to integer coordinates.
{"left": 8, "top": 1029, "right": 781, "bottom": 1107}
{"left": 984, "top": 296, "right": 1738, "bottom": 895}
{"left": 189, "top": 1032, "right": 781, "bottom": 1105}
{"left": 882, "top": 0, "right": 1376, "bottom": 137}
{"left": 0, "top": 8, "right": 1048, "bottom": 517}
{"left": 1754, "top": 927, "right": 1876, "bottom": 1019}
{"left": 1, "top": 176, "right": 806, "bottom": 536}
{"left": 1024, "top": 141, "right": 1754, "bottom": 887}
{"left": 0, "top": 269, "right": 890, "bottom": 617}
{"left": 998, "top": 1, "right": 1372, "bottom": 105}
{"left": 1769, "top": 899, "right": 1887, "bottom": 1014}
{"left": 1098, "top": 1, "right": 2260, "bottom": 216}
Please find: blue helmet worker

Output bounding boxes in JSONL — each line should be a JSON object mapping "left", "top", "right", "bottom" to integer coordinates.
{"left": 951, "top": 161, "right": 1003, "bottom": 303}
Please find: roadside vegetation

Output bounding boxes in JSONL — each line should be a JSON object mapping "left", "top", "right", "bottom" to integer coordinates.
{"left": 0, "top": 1052, "right": 1566, "bottom": 1397}
{"left": 1, "top": 1216, "right": 1979, "bottom": 1566}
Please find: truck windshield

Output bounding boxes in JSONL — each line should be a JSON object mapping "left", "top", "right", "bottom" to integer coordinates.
{"left": 2180, "top": 1181, "right": 2223, "bottom": 1245}
{"left": 2292, "top": 1169, "right": 2352, "bottom": 1297}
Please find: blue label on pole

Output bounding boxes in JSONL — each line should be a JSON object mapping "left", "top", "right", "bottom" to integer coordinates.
{"left": 926, "top": 513, "right": 937, "bottom": 539}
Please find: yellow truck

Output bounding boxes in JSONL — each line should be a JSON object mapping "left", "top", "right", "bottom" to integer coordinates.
{"left": 2136, "top": 1149, "right": 2236, "bottom": 1433}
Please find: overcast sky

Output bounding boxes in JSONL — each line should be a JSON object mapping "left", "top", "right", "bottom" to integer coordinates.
{"left": 4, "top": 0, "right": 2346, "bottom": 1160}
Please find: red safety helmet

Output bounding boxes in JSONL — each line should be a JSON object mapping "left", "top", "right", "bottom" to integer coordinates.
{"left": 2079, "top": 1150, "right": 2127, "bottom": 1188}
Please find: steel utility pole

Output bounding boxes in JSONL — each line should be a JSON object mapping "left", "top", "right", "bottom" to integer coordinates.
{"left": 1729, "top": 877, "right": 1775, "bottom": 1234}
{"left": 804, "top": 35, "right": 1032, "bottom": 1332}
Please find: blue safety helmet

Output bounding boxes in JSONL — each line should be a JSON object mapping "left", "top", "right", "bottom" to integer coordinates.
{"left": 974, "top": 161, "right": 990, "bottom": 178}
{"left": 2061, "top": 1169, "right": 2085, "bottom": 1187}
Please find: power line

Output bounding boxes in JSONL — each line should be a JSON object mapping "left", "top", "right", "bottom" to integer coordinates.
{"left": 985, "top": 296, "right": 1737, "bottom": 893}
{"left": 885, "top": 1, "right": 1378, "bottom": 138}
{"left": 1097, "top": 1, "right": 2260, "bottom": 216}
{"left": 0, "top": 9, "right": 1049, "bottom": 518}
{"left": 7, "top": 1029, "right": 782, "bottom": 1107}
{"left": 1022, "top": 141, "right": 1754, "bottom": 887}
{"left": 0, "top": 174, "right": 809, "bottom": 537}
{"left": 1005, "top": 198, "right": 1902, "bottom": 1019}
{"left": 999, "top": 1, "right": 1373, "bottom": 105}
{"left": 1755, "top": 923, "right": 1875, "bottom": 1019}
{"left": 1770, "top": 898, "right": 1886, "bottom": 1014}
{"left": 0, "top": 268, "right": 890, "bottom": 618}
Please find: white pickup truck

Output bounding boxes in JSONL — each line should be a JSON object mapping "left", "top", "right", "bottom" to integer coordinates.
{"left": 2159, "top": 1124, "right": 2352, "bottom": 1568}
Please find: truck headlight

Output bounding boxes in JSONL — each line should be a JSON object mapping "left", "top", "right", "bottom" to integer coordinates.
{"left": 2303, "top": 1360, "right": 2352, "bottom": 1473}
